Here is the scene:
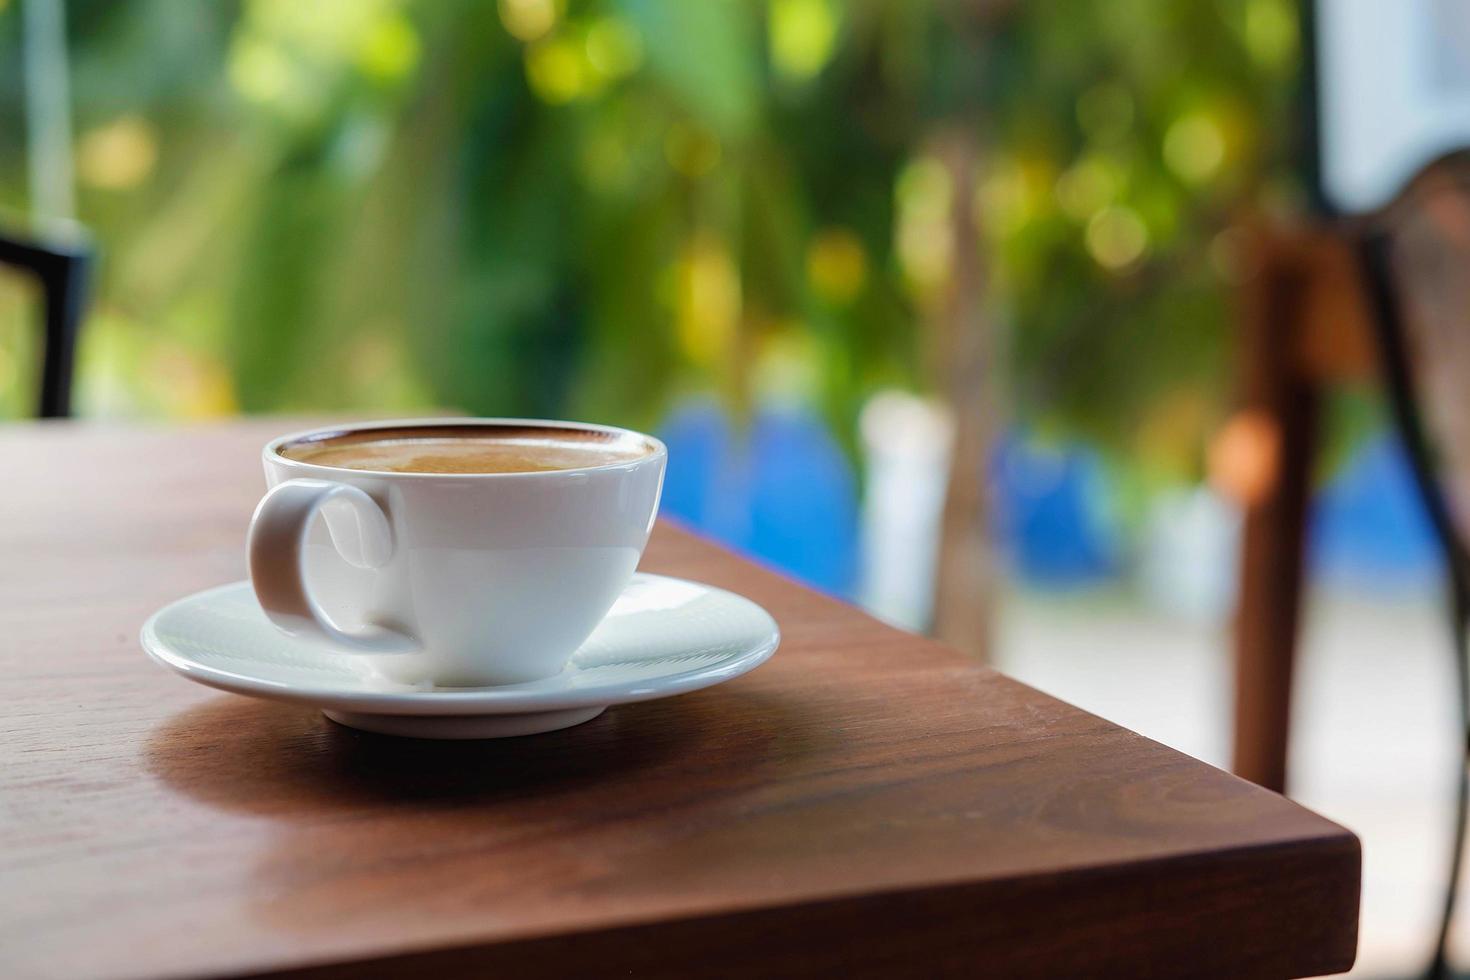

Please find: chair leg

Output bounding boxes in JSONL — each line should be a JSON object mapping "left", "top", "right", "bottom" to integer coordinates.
{"left": 1230, "top": 243, "right": 1320, "bottom": 793}
{"left": 1232, "top": 386, "right": 1317, "bottom": 793}
{"left": 38, "top": 251, "right": 92, "bottom": 419}
{"left": 1228, "top": 227, "right": 1325, "bottom": 794}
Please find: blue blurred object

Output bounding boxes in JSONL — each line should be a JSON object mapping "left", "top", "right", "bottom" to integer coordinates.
{"left": 661, "top": 402, "right": 1438, "bottom": 602}
{"left": 1311, "top": 431, "right": 1439, "bottom": 590}
{"left": 989, "top": 428, "right": 1441, "bottom": 594}
{"left": 658, "top": 401, "right": 860, "bottom": 597}
{"left": 991, "top": 434, "right": 1120, "bottom": 587}
{"left": 662, "top": 406, "right": 1121, "bottom": 596}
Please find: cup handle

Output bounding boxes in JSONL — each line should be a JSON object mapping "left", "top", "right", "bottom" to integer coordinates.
{"left": 248, "top": 478, "right": 418, "bottom": 654}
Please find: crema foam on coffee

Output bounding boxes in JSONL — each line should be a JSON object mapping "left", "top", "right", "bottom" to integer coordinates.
{"left": 279, "top": 426, "right": 653, "bottom": 475}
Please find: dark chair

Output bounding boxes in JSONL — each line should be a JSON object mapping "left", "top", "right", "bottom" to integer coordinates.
{"left": 1357, "top": 153, "right": 1470, "bottom": 980}
{"left": 0, "top": 224, "right": 93, "bottom": 417}
{"left": 1228, "top": 153, "right": 1470, "bottom": 980}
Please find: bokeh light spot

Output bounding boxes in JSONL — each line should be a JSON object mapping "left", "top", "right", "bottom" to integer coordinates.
{"left": 1245, "top": 0, "right": 1296, "bottom": 70}
{"left": 1164, "top": 113, "right": 1225, "bottom": 184}
{"left": 675, "top": 236, "right": 741, "bottom": 367}
{"left": 499, "top": 0, "right": 557, "bottom": 43}
{"left": 896, "top": 157, "right": 953, "bottom": 291}
{"left": 980, "top": 154, "right": 1055, "bottom": 236}
{"left": 358, "top": 14, "right": 419, "bottom": 82}
{"left": 1209, "top": 410, "right": 1281, "bottom": 505}
{"left": 1055, "top": 156, "right": 1121, "bottom": 221}
{"left": 1085, "top": 205, "right": 1149, "bottom": 271}
{"left": 77, "top": 116, "right": 159, "bottom": 191}
{"left": 228, "top": 38, "right": 294, "bottom": 104}
{"left": 526, "top": 36, "right": 591, "bottom": 104}
{"left": 770, "top": 0, "right": 838, "bottom": 80}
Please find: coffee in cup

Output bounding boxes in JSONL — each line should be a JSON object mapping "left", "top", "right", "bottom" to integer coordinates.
{"left": 278, "top": 424, "right": 653, "bottom": 475}
{"left": 248, "top": 419, "right": 666, "bottom": 687}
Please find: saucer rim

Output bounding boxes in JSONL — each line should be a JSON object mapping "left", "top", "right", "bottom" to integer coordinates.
{"left": 140, "top": 574, "right": 779, "bottom": 716}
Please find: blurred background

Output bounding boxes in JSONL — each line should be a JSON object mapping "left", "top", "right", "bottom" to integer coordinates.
{"left": 0, "top": 1, "right": 1461, "bottom": 975}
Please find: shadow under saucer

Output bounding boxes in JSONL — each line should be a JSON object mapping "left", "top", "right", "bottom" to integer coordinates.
{"left": 143, "top": 684, "right": 820, "bottom": 816}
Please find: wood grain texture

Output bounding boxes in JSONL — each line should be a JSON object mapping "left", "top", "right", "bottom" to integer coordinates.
{"left": 0, "top": 420, "right": 1360, "bottom": 979}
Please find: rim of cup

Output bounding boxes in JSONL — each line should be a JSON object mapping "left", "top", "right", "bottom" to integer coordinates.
{"left": 264, "top": 417, "right": 668, "bottom": 481}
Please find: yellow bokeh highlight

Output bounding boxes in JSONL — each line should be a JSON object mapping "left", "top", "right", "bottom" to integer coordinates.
{"left": 1163, "top": 113, "right": 1225, "bottom": 184}
{"left": 979, "top": 154, "right": 1055, "bottom": 236}
{"left": 1055, "top": 156, "right": 1121, "bottom": 222}
{"left": 585, "top": 17, "right": 643, "bottom": 79}
{"left": 898, "top": 157, "right": 952, "bottom": 216}
{"left": 769, "top": 0, "right": 837, "bottom": 80}
{"left": 499, "top": 0, "right": 558, "bottom": 42}
{"left": 229, "top": 37, "right": 295, "bottom": 104}
{"left": 674, "top": 236, "right": 741, "bottom": 368}
{"left": 1245, "top": 0, "right": 1296, "bottom": 70}
{"left": 526, "top": 36, "right": 593, "bottom": 103}
{"left": 226, "top": 0, "right": 418, "bottom": 115}
{"left": 357, "top": 14, "right": 419, "bottom": 82}
{"left": 896, "top": 156, "right": 952, "bottom": 291}
{"left": 806, "top": 228, "right": 868, "bottom": 304}
{"left": 1085, "top": 205, "right": 1148, "bottom": 271}
{"left": 243, "top": 0, "right": 384, "bottom": 58}
{"left": 77, "top": 116, "right": 159, "bottom": 191}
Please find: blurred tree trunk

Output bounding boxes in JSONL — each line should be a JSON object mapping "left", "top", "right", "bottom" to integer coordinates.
{"left": 929, "top": 129, "right": 999, "bottom": 662}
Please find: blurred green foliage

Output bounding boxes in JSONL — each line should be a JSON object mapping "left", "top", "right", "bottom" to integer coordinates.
{"left": 0, "top": 0, "right": 1302, "bottom": 480}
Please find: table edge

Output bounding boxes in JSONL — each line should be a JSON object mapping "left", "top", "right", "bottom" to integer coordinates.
{"left": 160, "top": 827, "right": 1359, "bottom": 980}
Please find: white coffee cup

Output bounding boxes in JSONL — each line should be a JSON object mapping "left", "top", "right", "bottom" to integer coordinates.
{"left": 247, "top": 418, "right": 666, "bottom": 687}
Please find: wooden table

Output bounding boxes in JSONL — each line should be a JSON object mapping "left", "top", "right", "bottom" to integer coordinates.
{"left": 0, "top": 420, "right": 1360, "bottom": 979}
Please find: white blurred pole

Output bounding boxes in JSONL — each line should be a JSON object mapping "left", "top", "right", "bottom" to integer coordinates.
{"left": 22, "top": 0, "right": 76, "bottom": 221}
{"left": 859, "top": 391, "right": 954, "bottom": 631}
{"left": 1138, "top": 485, "right": 1241, "bottom": 623}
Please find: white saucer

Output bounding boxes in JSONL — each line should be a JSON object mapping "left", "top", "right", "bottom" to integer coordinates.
{"left": 141, "top": 573, "right": 780, "bottom": 739}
